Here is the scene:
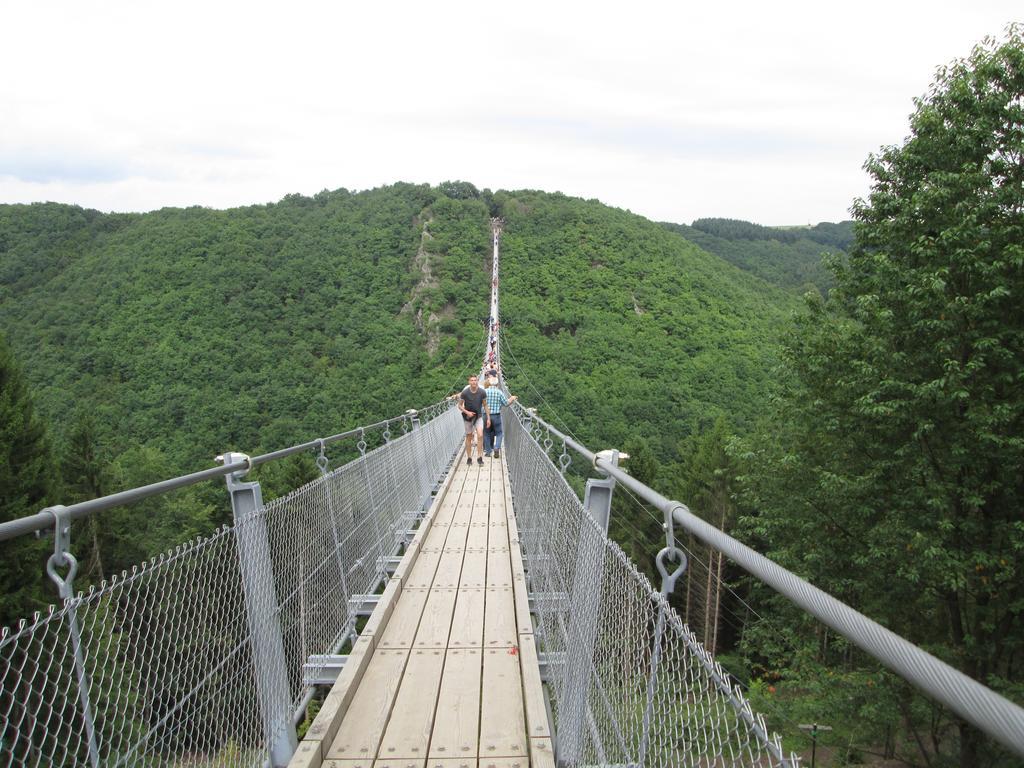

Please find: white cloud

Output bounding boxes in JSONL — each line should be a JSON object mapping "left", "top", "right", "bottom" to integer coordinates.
{"left": 1, "top": 0, "right": 1020, "bottom": 224}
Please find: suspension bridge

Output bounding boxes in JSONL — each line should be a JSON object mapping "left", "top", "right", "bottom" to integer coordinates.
{"left": 1, "top": 222, "right": 1023, "bottom": 767}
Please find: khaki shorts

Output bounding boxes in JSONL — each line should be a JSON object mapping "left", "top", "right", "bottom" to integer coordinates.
{"left": 462, "top": 416, "right": 482, "bottom": 435}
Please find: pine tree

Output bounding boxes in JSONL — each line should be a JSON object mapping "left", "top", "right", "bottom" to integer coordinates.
{"left": 61, "top": 414, "right": 108, "bottom": 582}
{"left": 0, "top": 334, "right": 56, "bottom": 627}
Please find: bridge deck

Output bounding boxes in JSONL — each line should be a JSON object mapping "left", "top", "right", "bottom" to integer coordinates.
{"left": 291, "top": 449, "right": 553, "bottom": 768}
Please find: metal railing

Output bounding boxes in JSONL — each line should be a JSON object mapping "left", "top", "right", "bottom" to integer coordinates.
{"left": 509, "top": 403, "right": 1024, "bottom": 762}
{"left": 0, "top": 400, "right": 461, "bottom": 767}
{"left": 504, "top": 406, "right": 798, "bottom": 767}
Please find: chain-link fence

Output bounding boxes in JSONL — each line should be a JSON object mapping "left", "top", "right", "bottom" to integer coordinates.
{"left": 504, "top": 408, "right": 797, "bottom": 768}
{"left": 0, "top": 401, "right": 461, "bottom": 767}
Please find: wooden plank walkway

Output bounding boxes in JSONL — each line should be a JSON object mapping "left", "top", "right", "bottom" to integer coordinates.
{"left": 290, "top": 448, "right": 554, "bottom": 768}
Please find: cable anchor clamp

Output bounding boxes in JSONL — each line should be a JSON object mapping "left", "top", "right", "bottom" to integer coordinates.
{"left": 656, "top": 546, "right": 688, "bottom": 597}
{"left": 314, "top": 438, "right": 329, "bottom": 474}
{"left": 43, "top": 506, "right": 78, "bottom": 598}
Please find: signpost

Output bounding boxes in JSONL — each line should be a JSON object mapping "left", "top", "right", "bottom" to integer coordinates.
{"left": 798, "top": 723, "right": 833, "bottom": 768}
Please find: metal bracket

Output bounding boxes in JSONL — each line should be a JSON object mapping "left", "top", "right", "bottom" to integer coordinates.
{"left": 348, "top": 594, "right": 381, "bottom": 616}
{"left": 43, "top": 505, "right": 77, "bottom": 599}
{"left": 656, "top": 547, "right": 688, "bottom": 596}
{"left": 537, "top": 651, "right": 567, "bottom": 683}
{"left": 303, "top": 654, "right": 349, "bottom": 686}
{"left": 314, "top": 439, "right": 329, "bottom": 476}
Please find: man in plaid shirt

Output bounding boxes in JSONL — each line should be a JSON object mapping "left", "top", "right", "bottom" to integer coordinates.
{"left": 483, "top": 378, "right": 518, "bottom": 459}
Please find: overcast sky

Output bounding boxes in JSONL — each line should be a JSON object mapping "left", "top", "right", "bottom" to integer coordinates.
{"left": 1, "top": 2, "right": 1019, "bottom": 225}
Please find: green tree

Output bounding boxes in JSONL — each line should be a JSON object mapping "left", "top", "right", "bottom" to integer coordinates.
{"left": 676, "top": 416, "right": 738, "bottom": 654}
{"left": 61, "top": 414, "right": 108, "bottom": 582}
{"left": 741, "top": 26, "right": 1024, "bottom": 767}
{"left": 101, "top": 445, "right": 215, "bottom": 576}
{"left": 0, "top": 334, "right": 56, "bottom": 627}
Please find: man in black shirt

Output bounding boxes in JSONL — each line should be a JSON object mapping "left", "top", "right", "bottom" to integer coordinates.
{"left": 458, "top": 374, "right": 489, "bottom": 466}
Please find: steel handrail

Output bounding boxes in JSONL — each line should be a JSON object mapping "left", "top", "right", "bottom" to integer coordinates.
{"left": 0, "top": 399, "right": 452, "bottom": 543}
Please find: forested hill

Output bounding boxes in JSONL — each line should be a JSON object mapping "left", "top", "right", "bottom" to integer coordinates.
{"left": 661, "top": 217, "right": 854, "bottom": 293}
{"left": 0, "top": 184, "right": 796, "bottom": 477}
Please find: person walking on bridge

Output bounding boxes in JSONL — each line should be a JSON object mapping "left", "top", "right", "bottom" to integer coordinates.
{"left": 483, "top": 377, "right": 517, "bottom": 459}
{"left": 458, "top": 374, "right": 489, "bottom": 465}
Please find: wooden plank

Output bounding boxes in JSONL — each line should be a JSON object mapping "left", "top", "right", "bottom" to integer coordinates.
{"left": 439, "top": 523, "right": 469, "bottom": 550}
{"left": 488, "top": 479, "right": 505, "bottom": 522}
{"left": 471, "top": 510, "right": 490, "bottom": 527}
{"left": 468, "top": 503, "right": 490, "bottom": 526}
{"left": 430, "top": 549, "right": 464, "bottom": 589}
{"left": 405, "top": 551, "right": 442, "bottom": 589}
{"left": 508, "top": 542, "right": 532, "bottom": 637}
{"left": 511, "top": 568, "right": 532, "bottom": 637}
{"left": 502, "top": 463, "right": 516, "bottom": 523}
{"left": 464, "top": 524, "right": 488, "bottom": 550}
{"left": 529, "top": 738, "right": 556, "bottom": 768}
{"left": 289, "top": 739, "right": 322, "bottom": 768}
{"left": 420, "top": 523, "right": 451, "bottom": 551}
{"left": 327, "top": 648, "right": 410, "bottom": 760}
{"left": 485, "top": 549, "right": 512, "bottom": 588}
{"left": 362, "top": 580, "right": 402, "bottom": 643}
{"left": 413, "top": 588, "right": 459, "bottom": 648}
{"left": 390, "top": 539, "right": 420, "bottom": 586}
{"left": 377, "top": 648, "right": 446, "bottom": 759}
{"left": 458, "top": 550, "right": 487, "bottom": 589}
{"left": 428, "top": 648, "right": 481, "bottom": 759}
{"left": 297, "top": 633, "right": 376, "bottom": 765}
{"left": 479, "top": 648, "right": 528, "bottom": 759}
{"left": 486, "top": 516, "right": 509, "bottom": 551}
{"left": 423, "top": 455, "right": 467, "bottom": 529}
{"left": 517, "top": 636, "right": 550, "bottom": 740}
{"left": 483, "top": 587, "right": 517, "bottom": 648}
{"left": 377, "top": 588, "right": 430, "bottom": 649}
{"left": 509, "top": 550, "right": 526, "bottom": 582}
{"left": 447, "top": 588, "right": 485, "bottom": 648}
{"left": 322, "top": 759, "right": 376, "bottom": 768}
{"left": 454, "top": 469, "right": 478, "bottom": 519}
{"left": 485, "top": 537, "right": 508, "bottom": 554}
{"left": 450, "top": 502, "right": 475, "bottom": 527}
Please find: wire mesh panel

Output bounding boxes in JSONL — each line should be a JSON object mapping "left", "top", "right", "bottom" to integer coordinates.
{"left": 0, "top": 402, "right": 461, "bottom": 767}
{"left": 504, "top": 410, "right": 796, "bottom": 768}
{"left": 263, "top": 401, "right": 461, "bottom": 696}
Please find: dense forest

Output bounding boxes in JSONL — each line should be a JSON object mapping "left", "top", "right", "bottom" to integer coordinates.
{"left": 0, "top": 186, "right": 796, "bottom": 475}
{"left": 0, "top": 181, "right": 797, "bottom": 619}
{"left": 2, "top": 26, "right": 1021, "bottom": 768}
{"left": 661, "top": 217, "right": 853, "bottom": 294}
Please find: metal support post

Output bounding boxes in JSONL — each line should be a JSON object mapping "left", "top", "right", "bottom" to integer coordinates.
{"left": 220, "top": 452, "right": 297, "bottom": 767}
{"left": 44, "top": 506, "right": 101, "bottom": 768}
{"left": 559, "top": 450, "right": 619, "bottom": 764}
